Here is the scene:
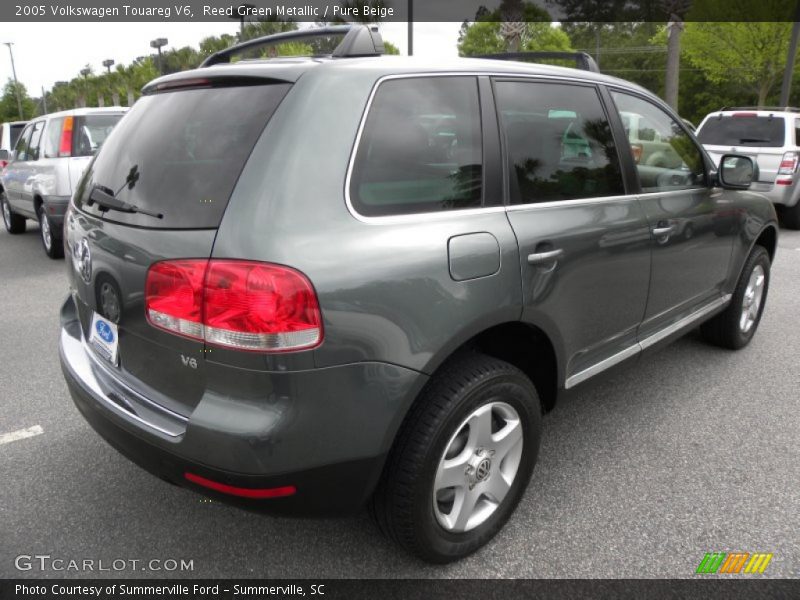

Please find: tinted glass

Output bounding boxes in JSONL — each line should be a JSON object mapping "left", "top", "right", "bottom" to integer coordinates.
{"left": 28, "top": 121, "right": 45, "bottom": 161}
{"left": 494, "top": 81, "right": 624, "bottom": 204}
{"left": 74, "top": 84, "right": 291, "bottom": 229}
{"left": 9, "top": 123, "right": 25, "bottom": 148}
{"left": 42, "top": 118, "right": 64, "bottom": 158}
{"left": 350, "top": 77, "right": 483, "bottom": 216}
{"left": 72, "top": 114, "right": 124, "bottom": 157}
{"left": 697, "top": 115, "right": 785, "bottom": 147}
{"left": 612, "top": 91, "right": 705, "bottom": 193}
{"left": 13, "top": 124, "right": 33, "bottom": 161}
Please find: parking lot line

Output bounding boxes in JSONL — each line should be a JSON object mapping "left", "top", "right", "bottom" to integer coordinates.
{"left": 0, "top": 425, "right": 44, "bottom": 446}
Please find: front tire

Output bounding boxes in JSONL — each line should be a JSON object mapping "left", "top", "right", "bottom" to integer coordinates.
{"left": 1, "top": 190, "right": 26, "bottom": 234}
{"left": 370, "top": 353, "right": 541, "bottom": 563}
{"left": 701, "top": 245, "right": 770, "bottom": 349}
{"left": 38, "top": 205, "right": 63, "bottom": 259}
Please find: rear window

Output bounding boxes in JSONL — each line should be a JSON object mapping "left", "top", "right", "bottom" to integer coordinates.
{"left": 697, "top": 115, "right": 786, "bottom": 147}
{"left": 74, "top": 83, "right": 291, "bottom": 229}
{"left": 9, "top": 123, "right": 25, "bottom": 148}
{"left": 72, "top": 114, "right": 124, "bottom": 157}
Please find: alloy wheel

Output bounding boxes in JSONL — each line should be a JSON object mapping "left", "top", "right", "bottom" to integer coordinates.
{"left": 433, "top": 401, "right": 523, "bottom": 533}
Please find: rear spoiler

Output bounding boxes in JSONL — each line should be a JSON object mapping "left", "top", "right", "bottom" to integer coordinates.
{"left": 200, "top": 24, "right": 384, "bottom": 67}
{"left": 475, "top": 51, "right": 599, "bottom": 73}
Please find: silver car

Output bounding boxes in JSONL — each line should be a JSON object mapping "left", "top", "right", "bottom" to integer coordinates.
{"left": 0, "top": 107, "right": 126, "bottom": 257}
{"left": 697, "top": 107, "right": 800, "bottom": 229}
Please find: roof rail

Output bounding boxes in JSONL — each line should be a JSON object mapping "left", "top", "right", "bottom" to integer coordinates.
{"left": 475, "top": 51, "right": 600, "bottom": 73}
{"left": 719, "top": 106, "right": 800, "bottom": 112}
{"left": 200, "top": 24, "right": 384, "bottom": 67}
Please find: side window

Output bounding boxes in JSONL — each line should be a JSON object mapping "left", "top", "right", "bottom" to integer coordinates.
{"left": 494, "top": 81, "right": 625, "bottom": 204}
{"left": 611, "top": 91, "right": 705, "bottom": 193}
{"left": 42, "top": 118, "right": 64, "bottom": 159}
{"left": 795, "top": 120, "right": 800, "bottom": 146}
{"left": 350, "top": 77, "right": 483, "bottom": 217}
{"left": 28, "top": 121, "right": 45, "bottom": 161}
{"left": 13, "top": 125, "right": 33, "bottom": 162}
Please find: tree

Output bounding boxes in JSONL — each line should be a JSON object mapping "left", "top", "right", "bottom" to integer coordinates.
{"left": 457, "top": 1, "right": 571, "bottom": 57}
{"left": 459, "top": 22, "right": 573, "bottom": 56}
{"left": 682, "top": 21, "right": 797, "bottom": 107}
{"left": 0, "top": 79, "right": 36, "bottom": 121}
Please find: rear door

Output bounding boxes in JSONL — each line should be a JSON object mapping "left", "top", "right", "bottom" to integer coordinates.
{"left": 4, "top": 123, "right": 34, "bottom": 212}
{"left": 494, "top": 78, "right": 651, "bottom": 387}
{"left": 609, "top": 90, "right": 735, "bottom": 341}
{"left": 65, "top": 81, "right": 292, "bottom": 417}
{"left": 16, "top": 120, "right": 45, "bottom": 215}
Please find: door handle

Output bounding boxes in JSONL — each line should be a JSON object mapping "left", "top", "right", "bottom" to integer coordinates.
{"left": 652, "top": 225, "right": 675, "bottom": 237}
{"left": 527, "top": 248, "right": 564, "bottom": 265}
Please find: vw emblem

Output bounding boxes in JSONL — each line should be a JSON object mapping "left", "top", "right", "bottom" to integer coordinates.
{"left": 475, "top": 458, "right": 492, "bottom": 482}
{"left": 73, "top": 238, "right": 92, "bottom": 284}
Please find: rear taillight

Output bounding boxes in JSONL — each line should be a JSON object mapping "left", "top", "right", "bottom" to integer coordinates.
{"left": 145, "top": 260, "right": 206, "bottom": 340}
{"left": 145, "top": 259, "right": 322, "bottom": 352}
{"left": 59, "top": 116, "right": 73, "bottom": 157}
{"left": 0, "top": 160, "right": 7, "bottom": 169}
{"left": 778, "top": 151, "right": 798, "bottom": 175}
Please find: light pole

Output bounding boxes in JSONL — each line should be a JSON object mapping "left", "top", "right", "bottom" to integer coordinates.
{"left": 149, "top": 38, "right": 168, "bottom": 74}
{"left": 2, "top": 42, "right": 24, "bottom": 119}
{"left": 102, "top": 59, "right": 115, "bottom": 74}
{"left": 80, "top": 67, "right": 91, "bottom": 107}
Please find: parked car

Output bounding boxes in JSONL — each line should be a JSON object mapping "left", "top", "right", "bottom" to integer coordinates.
{"left": 0, "top": 107, "right": 127, "bottom": 257}
{"left": 0, "top": 120, "right": 28, "bottom": 169}
{"left": 696, "top": 107, "right": 800, "bottom": 229}
{"left": 58, "top": 25, "right": 778, "bottom": 564}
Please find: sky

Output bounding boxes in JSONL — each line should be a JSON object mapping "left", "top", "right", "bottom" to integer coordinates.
{"left": 0, "top": 22, "right": 462, "bottom": 96}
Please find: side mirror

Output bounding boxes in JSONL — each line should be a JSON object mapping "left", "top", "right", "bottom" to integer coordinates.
{"left": 0, "top": 149, "right": 9, "bottom": 162}
{"left": 718, "top": 154, "right": 755, "bottom": 189}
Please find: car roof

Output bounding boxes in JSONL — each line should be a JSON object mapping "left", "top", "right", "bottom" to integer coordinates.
{"left": 145, "top": 55, "right": 652, "bottom": 97}
{"left": 32, "top": 106, "right": 128, "bottom": 121}
{"left": 2, "top": 120, "right": 28, "bottom": 126}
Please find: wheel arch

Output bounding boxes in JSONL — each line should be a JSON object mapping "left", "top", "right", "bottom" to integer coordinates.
{"left": 421, "top": 321, "right": 561, "bottom": 414}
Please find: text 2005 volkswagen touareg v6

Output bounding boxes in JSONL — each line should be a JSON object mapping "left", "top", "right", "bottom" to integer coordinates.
{"left": 59, "top": 26, "right": 777, "bottom": 563}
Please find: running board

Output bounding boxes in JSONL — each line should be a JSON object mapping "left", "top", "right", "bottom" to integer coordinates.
{"left": 565, "top": 294, "right": 732, "bottom": 390}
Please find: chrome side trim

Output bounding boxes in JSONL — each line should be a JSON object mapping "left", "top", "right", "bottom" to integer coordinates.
{"left": 564, "top": 343, "right": 640, "bottom": 389}
{"left": 564, "top": 294, "right": 732, "bottom": 389}
{"left": 638, "top": 294, "right": 732, "bottom": 351}
{"left": 343, "top": 71, "right": 612, "bottom": 225}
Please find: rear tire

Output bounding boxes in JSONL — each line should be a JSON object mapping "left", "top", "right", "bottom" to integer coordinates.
{"left": 780, "top": 201, "right": 800, "bottom": 230}
{"left": 701, "top": 246, "right": 770, "bottom": 349}
{"left": 370, "top": 353, "right": 541, "bottom": 563}
{"left": 38, "top": 205, "right": 63, "bottom": 259}
{"left": 1, "top": 190, "right": 26, "bottom": 234}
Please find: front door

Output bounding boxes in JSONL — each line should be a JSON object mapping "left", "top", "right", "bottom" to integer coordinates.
{"left": 609, "top": 90, "right": 735, "bottom": 340}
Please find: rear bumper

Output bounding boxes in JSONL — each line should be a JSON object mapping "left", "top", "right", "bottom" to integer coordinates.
{"left": 749, "top": 181, "right": 800, "bottom": 207}
{"left": 59, "top": 295, "right": 426, "bottom": 515}
{"left": 43, "top": 195, "right": 70, "bottom": 228}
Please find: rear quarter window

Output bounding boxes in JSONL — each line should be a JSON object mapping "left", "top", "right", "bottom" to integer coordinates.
{"left": 349, "top": 76, "right": 483, "bottom": 217}
{"left": 698, "top": 115, "right": 785, "bottom": 147}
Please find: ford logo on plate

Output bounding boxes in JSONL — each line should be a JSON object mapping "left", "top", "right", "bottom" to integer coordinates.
{"left": 95, "top": 320, "right": 115, "bottom": 344}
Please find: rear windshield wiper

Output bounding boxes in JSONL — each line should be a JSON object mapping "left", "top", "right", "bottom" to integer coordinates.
{"left": 87, "top": 185, "right": 163, "bottom": 219}
{"left": 738, "top": 138, "right": 770, "bottom": 144}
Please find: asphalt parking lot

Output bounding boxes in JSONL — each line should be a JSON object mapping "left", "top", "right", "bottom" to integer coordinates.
{"left": 0, "top": 223, "right": 798, "bottom": 579}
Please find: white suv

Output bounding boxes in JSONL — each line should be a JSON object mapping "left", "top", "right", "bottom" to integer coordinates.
{"left": 0, "top": 107, "right": 126, "bottom": 257}
{"left": 697, "top": 107, "right": 800, "bottom": 229}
